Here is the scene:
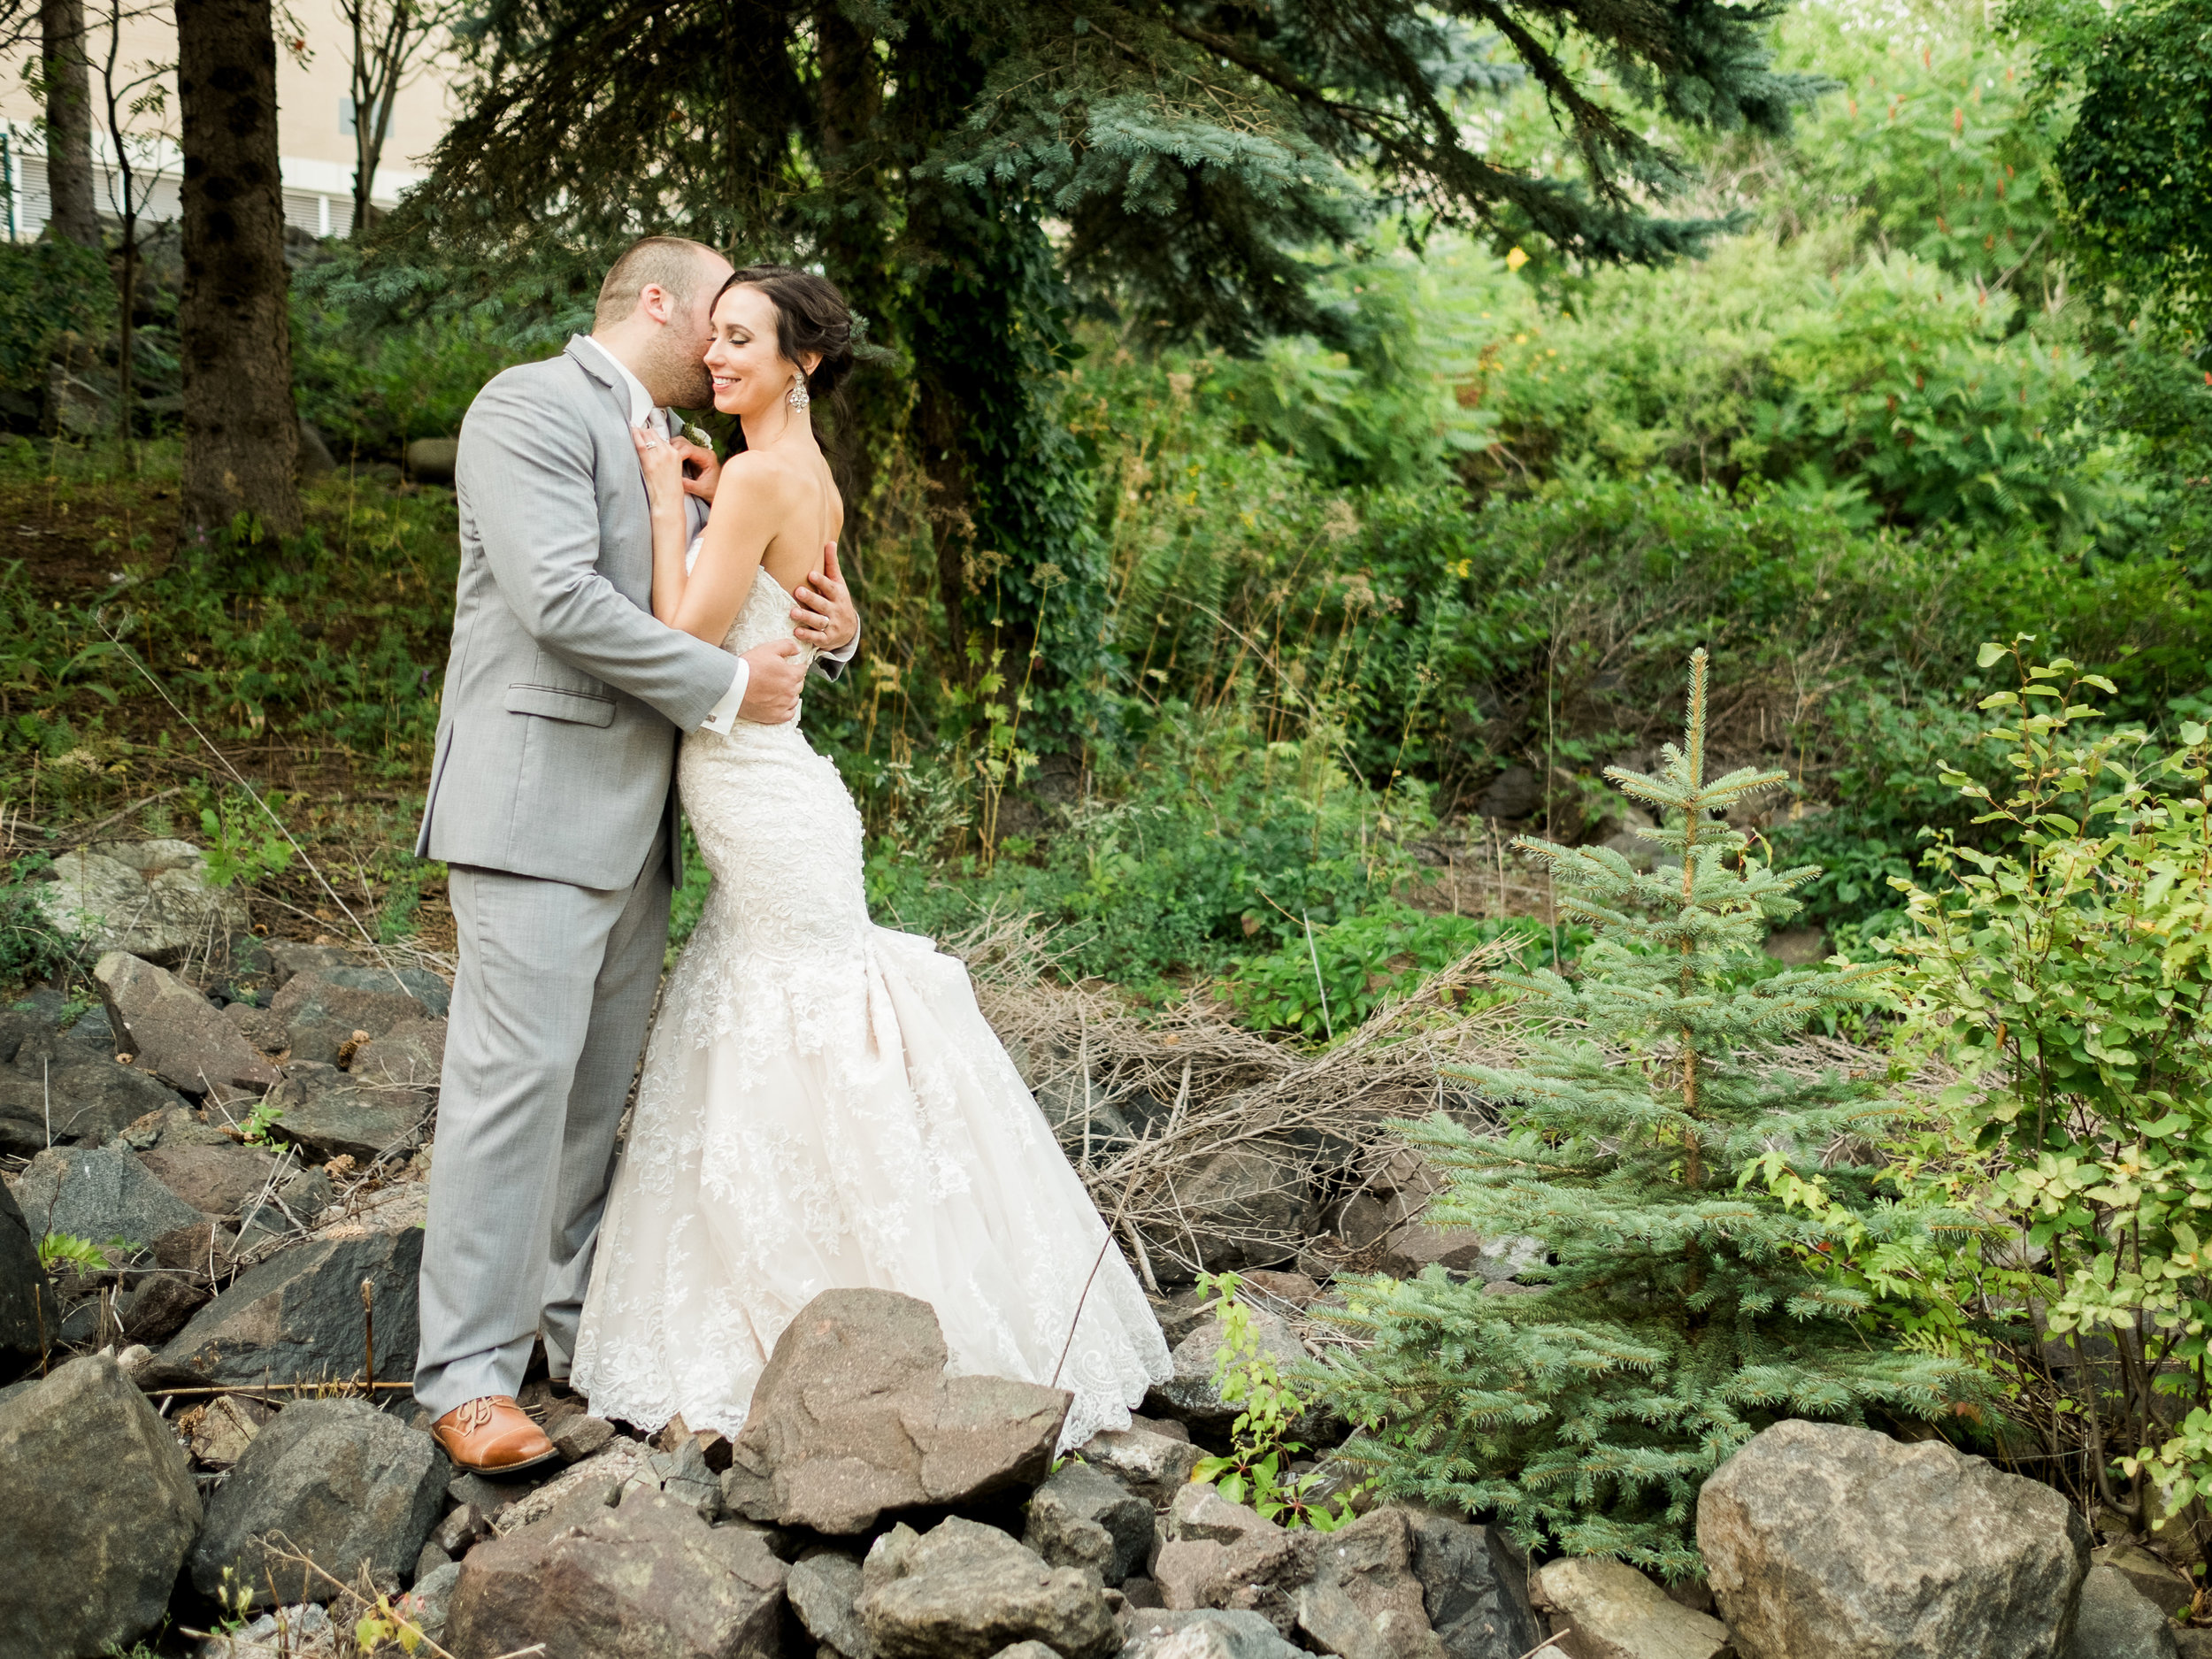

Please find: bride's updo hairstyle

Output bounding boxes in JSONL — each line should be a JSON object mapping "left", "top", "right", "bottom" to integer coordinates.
{"left": 718, "top": 264, "right": 858, "bottom": 405}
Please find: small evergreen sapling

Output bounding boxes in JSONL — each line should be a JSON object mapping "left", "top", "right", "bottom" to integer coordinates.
{"left": 1316, "top": 650, "right": 1988, "bottom": 1575}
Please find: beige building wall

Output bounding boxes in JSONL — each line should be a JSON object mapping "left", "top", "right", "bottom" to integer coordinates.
{"left": 0, "top": 0, "right": 459, "bottom": 239}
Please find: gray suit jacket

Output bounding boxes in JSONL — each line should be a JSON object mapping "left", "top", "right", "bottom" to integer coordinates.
{"left": 416, "top": 338, "right": 741, "bottom": 890}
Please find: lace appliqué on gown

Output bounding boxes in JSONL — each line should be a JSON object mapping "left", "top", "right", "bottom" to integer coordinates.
{"left": 572, "top": 563, "right": 1170, "bottom": 1450}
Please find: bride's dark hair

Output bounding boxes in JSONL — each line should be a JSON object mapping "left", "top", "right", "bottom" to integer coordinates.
{"left": 717, "top": 264, "right": 859, "bottom": 403}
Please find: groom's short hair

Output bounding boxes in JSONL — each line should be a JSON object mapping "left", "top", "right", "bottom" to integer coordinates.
{"left": 595, "top": 235, "right": 719, "bottom": 327}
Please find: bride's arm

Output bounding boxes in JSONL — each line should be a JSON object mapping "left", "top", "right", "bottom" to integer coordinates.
{"left": 664, "top": 453, "right": 799, "bottom": 646}
{"left": 631, "top": 425, "right": 697, "bottom": 627}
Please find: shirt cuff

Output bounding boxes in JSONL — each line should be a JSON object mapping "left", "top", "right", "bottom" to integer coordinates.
{"left": 822, "top": 620, "right": 859, "bottom": 665}
{"left": 698, "top": 658, "right": 749, "bottom": 733}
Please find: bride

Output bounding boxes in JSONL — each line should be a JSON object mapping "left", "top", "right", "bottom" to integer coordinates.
{"left": 571, "top": 265, "right": 1171, "bottom": 1448}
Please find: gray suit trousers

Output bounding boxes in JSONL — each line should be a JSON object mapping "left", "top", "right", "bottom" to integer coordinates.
{"left": 412, "top": 839, "right": 669, "bottom": 1417}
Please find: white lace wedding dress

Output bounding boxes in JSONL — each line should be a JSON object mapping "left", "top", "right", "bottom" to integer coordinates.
{"left": 572, "top": 565, "right": 1171, "bottom": 1450}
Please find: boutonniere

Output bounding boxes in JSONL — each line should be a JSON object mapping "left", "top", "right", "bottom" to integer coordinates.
{"left": 667, "top": 414, "right": 715, "bottom": 452}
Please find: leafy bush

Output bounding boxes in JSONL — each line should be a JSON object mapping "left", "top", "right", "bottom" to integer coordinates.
{"left": 0, "top": 240, "right": 111, "bottom": 393}
{"left": 1890, "top": 640, "right": 2212, "bottom": 1532}
{"left": 1317, "top": 652, "right": 1988, "bottom": 1575}
{"left": 0, "top": 856, "right": 88, "bottom": 991}
{"left": 1226, "top": 903, "right": 1589, "bottom": 1041}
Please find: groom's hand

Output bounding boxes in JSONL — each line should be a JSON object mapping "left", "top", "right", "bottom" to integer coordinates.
{"left": 792, "top": 542, "right": 857, "bottom": 653}
{"left": 739, "top": 640, "right": 805, "bottom": 723}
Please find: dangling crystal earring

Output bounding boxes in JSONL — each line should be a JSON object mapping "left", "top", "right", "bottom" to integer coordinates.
{"left": 787, "top": 373, "right": 811, "bottom": 413}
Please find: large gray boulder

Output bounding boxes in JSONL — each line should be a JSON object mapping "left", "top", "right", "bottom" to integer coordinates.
{"left": 1404, "top": 1510, "right": 1545, "bottom": 1659}
{"left": 1025, "top": 1459, "right": 1154, "bottom": 1586}
{"left": 0, "top": 1352, "right": 204, "bottom": 1656}
{"left": 1536, "top": 1556, "right": 1732, "bottom": 1659}
{"left": 0, "top": 1177, "right": 57, "bottom": 1365}
{"left": 1288, "top": 1508, "right": 1451, "bottom": 1659}
{"left": 857, "top": 1516, "right": 1120, "bottom": 1659}
{"left": 2096, "top": 1540, "right": 2197, "bottom": 1618}
{"left": 1148, "top": 1304, "right": 1314, "bottom": 1430}
{"left": 789, "top": 1550, "right": 875, "bottom": 1657}
{"left": 347, "top": 1016, "right": 448, "bottom": 1091}
{"left": 192, "top": 1396, "right": 448, "bottom": 1607}
{"left": 448, "top": 1487, "right": 787, "bottom": 1659}
{"left": 30, "top": 839, "right": 250, "bottom": 965}
{"left": 1698, "top": 1419, "right": 2092, "bottom": 1659}
{"left": 14, "top": 1141, "right": 204, "bottom": 1248}
{"left": 271, "top": 963, "right": 447, "bottom": 1067}
{"left": 1118, "top": 1609, "right": 1309, "bottom": 1658}
{"left": 138, "top": 1138, "right": 284, "bottom": 1217}
{"left": 2067, "top": 1563, "right": 2179, "bottom": 1659}
{"left": 261, "top": 1061, "right": 431, "bottom": 1164}
{"left": 96, "top": 950, "right": 281, "bottom": 1095}
{"left": 719, "top": 1288, "right": 1070, "bottom": 1534}
{"left": 0, "top": 1026, "right": 186, "bottom": 1152}
{"left": 159, "top": 1227, "right": 423, "bottom": 1386}
{"left": 1079, "top": 1424, "right": 1203, "bottom": 1504}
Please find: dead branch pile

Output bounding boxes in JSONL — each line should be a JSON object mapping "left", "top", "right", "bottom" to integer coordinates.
{"left": 944, "top": 914, "right": 1537, "bottom": 1288}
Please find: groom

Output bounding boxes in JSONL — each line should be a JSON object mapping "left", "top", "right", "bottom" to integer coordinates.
{"left": 411, "top": 236, "right": 858, "bottom": 1471}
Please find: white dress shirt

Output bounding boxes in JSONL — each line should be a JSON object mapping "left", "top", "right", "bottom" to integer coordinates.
{"left": 578, "top": 334, "right": 855, "bottom": 734}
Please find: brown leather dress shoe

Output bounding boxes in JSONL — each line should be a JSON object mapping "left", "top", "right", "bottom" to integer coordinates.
{"left": 432, "top": 1395, "right": 557, "bottom": 1475}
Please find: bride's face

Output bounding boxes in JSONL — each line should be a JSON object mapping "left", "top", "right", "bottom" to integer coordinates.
{"left": 704, "top": 285, "right": 815, "bottom": 419}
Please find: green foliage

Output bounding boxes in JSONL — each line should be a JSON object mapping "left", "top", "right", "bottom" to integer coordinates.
{"left": 0, "top": 240, "right": 112, "bottom": 393}
{"left": 194, "top": 789, "right": 296, "bottom": 889}
{"left": 1889, "top": 639, "right": 2212, "bottom": 1525}
{"left": 0, "top": 856, "right": 88, "bottom": 991}
{"left": 37, "top": 1232, "right": 109, "bottom": 1272}
{"left": 1189, "top": 1271, "right": 1361, "bottom": 1532}
{"left": 1316, "top": 651, "right": 1989, "bottom": 1575}
{"left": 1226, "top": 903, "right": 1588, "bottom": 1041}
{"left": 236, "top": 1096, "right": 285, "bottom": 1147}
{"left": 293, "top": 299, "right": 524, "bottom": 461}
{"left": 2032, "top": 0, "right": 2212, "bottom": 334}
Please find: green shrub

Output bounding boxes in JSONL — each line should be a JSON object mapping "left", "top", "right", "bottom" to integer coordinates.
{"left": 0, "top": 240, "right": 110, "bottom": 393}
{"left": 1317, "top": 651, "right": 1988, "bottom": 1575}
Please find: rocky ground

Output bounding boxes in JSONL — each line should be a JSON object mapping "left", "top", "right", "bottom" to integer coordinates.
{"left": 1, "top": 840, "right": 2206, "bottom": 1658}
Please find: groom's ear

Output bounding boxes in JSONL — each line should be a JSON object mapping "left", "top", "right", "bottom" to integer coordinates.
{"left": 637, "top": 283, "right": 676, "bottom": 326}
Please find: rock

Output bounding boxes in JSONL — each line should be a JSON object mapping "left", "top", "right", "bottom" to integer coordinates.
{"left": 1026, "top": 1459, "right": 1155, "bottom": 1585}
{"left": 1154, "top": 1144, "right": 1316, "bottom": 1273}
{"left": 1118, "top": 1609, "right": 1310, "bottom": 1658}
{"left": 995, "top": 1645, "right": 1064, "bottom": 1659}
{"left": 406, "top": 436, "right": 460, "bottom": 485}
{"left": 347, "top": 1015, "right": 447, "bottom": 1089}
{"left": 267, "top": 942, "right": 360, "bottom": 986}
{"left": 2097, "top": 1540, "right": 2197, "bottom": 1617}
{"left": 223, "top": 995, "right": 293, "bottom": 1054}
{"left": 1406, "top": 1509, "right": 1545, "bottom": 1659}
{"left": 184, "top": 1391, "right": 273, "bottom": 1464}
{"left": 95, "top": 950, "right": 281, "bottom": 1094}
{"left": 433, "top": 1502, "right": 494, "bottom": 1557}
{"left": 1698, "top": 1419, "right": 2092, "bottom": 1659}
{"left": 1476, "top": 766, "right": 1541, "bottom": 821}
{"left": 1155, "top": 1493, "right": 1303, "bottom": 1631}
{"left": 1287, "top": 1508, "right": 1450, "bottom": 1659}
{"left": 790, "top": 1549, "right": 877, "bottom": 1658}
{"left": 193, "top": 1396, "right": 449, "bottom": 1607}
{"left": 159, "top": 1227, "right": 423, "bottom": 1386}
{"left": 1537, "top": 1557, "right": 1732, "bottom": 1659}
{"left": 2176, "top": 1631, "right": 2212, "bottom": 1659}
{"left": 405, "top": 1560, "right": 461, "bottom": 1647}
{"left": 14, "top": 1141, "right": 205, "bottom": 1249}
{"left": 194, "top": 1601, "right": 336, "bottom": 1659}
{"left": 30, "top": 839, "right": 250, "bottom": 966}
{"left": 0, "top": 1353, "right": 204, "bottom": 1655}
{"left": 2068, "top": 1562, "right": 2180, "bottom": 1659}
{"left": 1238, "top": 1270, "right": 1322, "bottom": 1308}
{"left": 125, "top": 1271, "right": 214, "bottom": 1343}
{"left": 120, "top": 1102, "right": 235, "bottom": 1149}
{"left": 857, "top": 1515, "right": 1120, "bottom": 1659}
{"left": 720, "top": 1287, "right": 1071, "bottom": 1534}
{"left": 1169, "top": 1485, "right": 1284, "bottom": 1547}
{"left": 0, "top": 1053, "right": 190, "bottom": 1154}
{"left": 138, "top": 1139, "right": 284, "bottom": 1216}
{"left": 1379, "top": 1224, "right": 1544, "bottom": 1284}
{"left": 259, "top": 1060, "right": 431, "bottom": 1165}
{"left": 550, "top": 1411, "right": 617, "bottom": 1463}
{"left": 494, "top": 1435, "right": 650, "bottom": 1530}
{"left": 271, "top": 964, "right": 447, "bottom": 1067}
{"left": 449, "top": 1487, "right": 787, "bottom": 1659}
{"left": 1148, "top": 1306, "right": 1312, "bottom": 1429}
{"left": 0, "top": 1177, "right": 57, "bottom": 1364}
{"left": 1082, "top": 1424, "right": 1204, "bottom": 1504}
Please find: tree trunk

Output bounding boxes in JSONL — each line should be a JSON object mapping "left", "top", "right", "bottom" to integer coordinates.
{"left": 176, "top": 0, "right": 301, "bottom": 540}
{"left": 40, "top": 0, "right": 97, "bottom": 247}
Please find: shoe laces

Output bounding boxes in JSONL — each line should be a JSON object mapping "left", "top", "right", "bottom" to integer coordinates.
{"left": 455, "top": 1397, "right": 498, "bottom": 1432}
